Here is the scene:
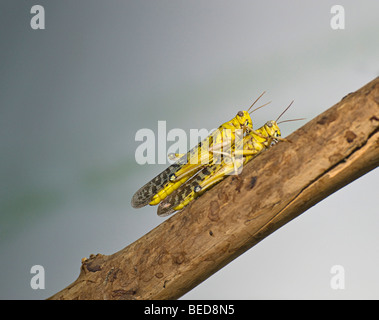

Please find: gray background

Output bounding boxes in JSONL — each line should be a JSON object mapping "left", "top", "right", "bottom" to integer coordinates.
{"left": 0, "top": 0, "right": 378, "bottom": 299}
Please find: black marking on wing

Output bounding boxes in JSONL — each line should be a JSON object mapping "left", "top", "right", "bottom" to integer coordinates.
{"left": 131, "top": 162, "right": 182, "bottom": 208}
{"left": 156, "top": 163, "right": 223, "bottom": 216}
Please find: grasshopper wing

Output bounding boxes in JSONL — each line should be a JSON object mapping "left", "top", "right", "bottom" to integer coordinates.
{"left": 131, "top": 160, "right": 185, "bottom": 208}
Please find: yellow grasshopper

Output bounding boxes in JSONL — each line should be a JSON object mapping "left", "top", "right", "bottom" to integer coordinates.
{"left": 131, "top": 92, "right": 270, "bottom": 208}
{"left": 157, "top": 102, "right": 304, "bottom": 216}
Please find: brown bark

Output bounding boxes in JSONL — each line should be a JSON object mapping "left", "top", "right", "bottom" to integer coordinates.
{"left": 49, "top": 77, "right": 379, "bottom": 300}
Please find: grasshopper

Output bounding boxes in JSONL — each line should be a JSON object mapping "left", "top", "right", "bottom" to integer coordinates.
{"left": 131, "top": 92, "right": 270, "bottom": 208}
{"left": 156, "top": 102, "right": 304, "bottom": 216}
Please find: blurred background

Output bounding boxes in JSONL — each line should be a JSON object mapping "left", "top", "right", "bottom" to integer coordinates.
{"left": 0, "top": 0, "right": 378, "bottom": 299}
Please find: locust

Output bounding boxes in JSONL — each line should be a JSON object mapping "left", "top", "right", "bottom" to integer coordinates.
{"left": 156, "top": 101, "right": 304, "bottom": 217}
{"left": 131, "top": 92, "right": 270, "bottom": 209}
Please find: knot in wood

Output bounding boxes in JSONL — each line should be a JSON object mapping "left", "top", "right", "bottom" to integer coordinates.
{"left": 208, "top": 200, "right": 220, "bottom": 221}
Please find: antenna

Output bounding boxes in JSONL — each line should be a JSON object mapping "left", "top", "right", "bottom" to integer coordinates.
{"left": 249, "top": 100, "right": 271, "bottom": 114}
{"left": 247, "top": 91, "right": 266, "bottom": 112}
{"left": 277, "top": 118, "right": 306, "bottom": 125}
{"left": 276, "top": 100, "right": 294, "bottom": 122}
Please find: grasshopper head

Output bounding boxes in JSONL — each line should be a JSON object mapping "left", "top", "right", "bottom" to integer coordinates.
{"left": 264, "top": 120, "right": 281, "bottom": 139}
{"left": 236, "top": 110, "right": 253, "bottom": 132}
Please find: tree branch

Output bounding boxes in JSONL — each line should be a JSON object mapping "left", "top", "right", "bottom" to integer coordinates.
{"left": 49, "top": 77, "right": 379, "bottom": 300}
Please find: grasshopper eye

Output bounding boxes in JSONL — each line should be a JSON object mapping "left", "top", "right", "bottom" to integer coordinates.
{"left": 237, "top": 111, "right": 244, "bottom": 117}
{"left": 266, "top": 121, "right": 272, "bottom": 127}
